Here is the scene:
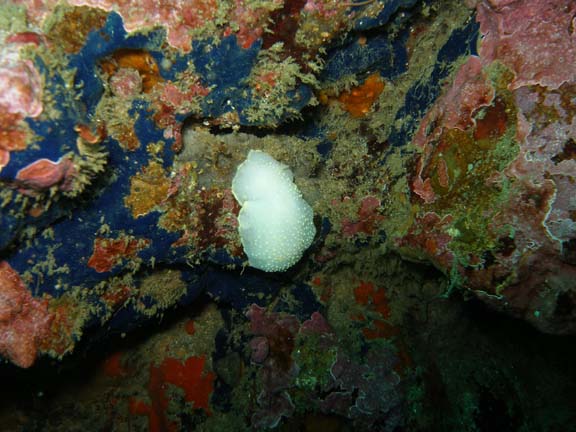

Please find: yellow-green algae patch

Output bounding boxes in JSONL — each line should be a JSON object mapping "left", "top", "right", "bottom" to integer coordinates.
{"left": 134, "top": 269, "right": 188, "bottom": 318}
{"left": 415, "top": 64, "right": 520, "bottom": 264}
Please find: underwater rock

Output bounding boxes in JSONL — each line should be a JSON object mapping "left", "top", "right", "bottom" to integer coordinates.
{"left": 0, "top": 0, "right": 573, "bottom": 374}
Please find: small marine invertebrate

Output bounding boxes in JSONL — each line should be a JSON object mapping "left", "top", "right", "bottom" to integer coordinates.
{"left": 232, "top": 150, "right": 316, "bottom": 272}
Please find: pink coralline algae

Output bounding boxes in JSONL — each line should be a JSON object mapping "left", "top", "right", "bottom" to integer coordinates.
{"left": 246, "top": 305, "right": 404, "bottom": 429}
{"left": 397, "top": 212, "right": 454, "bottom": 269}
{"left": 157, "top": 77, "right": 211, "bottom": 115}
{"left": 411, "top": 56, "right": 494, "bottom": 203}
{"left": 413, "top": 56, "right": 494, "bottom": 148}
{"left": 10, "top": 0, "right": 311, "bottom": 55}
{"left": 15, "top": 157, "right": 75, "bottom": 193}
{"left": 483, "top": 82, "right": 576, "bottom": 333}
{"left": 5, "top": 32, "right": 48, "bottom": 46}
{"left": 11, "top": 0, "right": 59, "bottom": 26}
{"left": 320, "top": 346, "right": 402, "bottom": 423}
{"left": 109, "top": 67, "right": 143, "bottom": 98}
{"left": 341, "top": 195, "right": 385, "bottom": 237}
{"left": 472, "top": 1, "right": 576, "bottom": 332}
{"left": 247, "top": 304, "right": 300, "bottom": 368}
{"left": 411, "top": 176, "right": 435, "bottom": 204}
{"left": 300, "top": 311, "right": 333, "bottom": 335}
{"left": 0, "top": 58, "right": 43, "bottom": 118}
{"left": 477, "top": 0, "right": 576, "bottom": 90}
{"left": 226, "top": 0, "right": 284, "bottom": 49}
{"left": 0, "top": 113, "right": 27, "bottom": 170}
{"left": 69, "top": 0, "right": 218, "bottom": 52}
{"left": 151, "top": 75, "right": 210, "bottom": 145}
{"left": 247, "top": 304, "right": 300, "bottom": 429}
{"left": 0, "top": 261, "right": 52, "bottom": 368}
{"left": 404, "top": 1, "right": 576, "bottom": 333}
{"left": 0, "top": 45, "right": 43, "bottom": 168}
{"left": 67, "top": 0, "right": 285, "bottom": 52}
{"left": 303, "top": 0, "right": 346, "bottom": 19}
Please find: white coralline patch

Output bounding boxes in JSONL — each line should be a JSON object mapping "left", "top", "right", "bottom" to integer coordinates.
{"left": 232, "top": 150, "right": 316, "bottom": 272}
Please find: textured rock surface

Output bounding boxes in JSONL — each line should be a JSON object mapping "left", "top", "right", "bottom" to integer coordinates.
{"left": 0, "top": 8, "right": 574, "bottom": 430}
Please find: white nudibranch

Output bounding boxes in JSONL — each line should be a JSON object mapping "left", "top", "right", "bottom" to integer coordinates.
{"left": 231, "top": 150, "right": 316, "bottom": 272}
